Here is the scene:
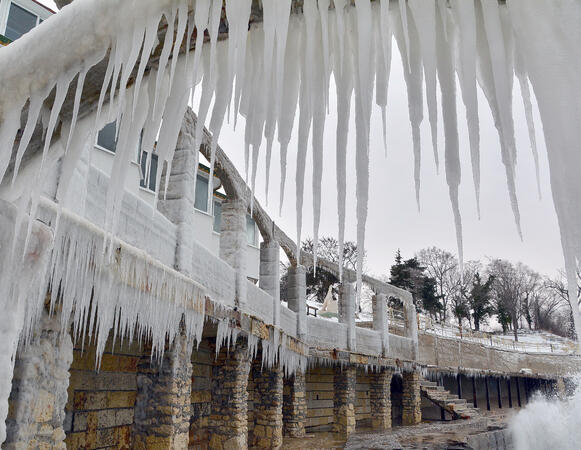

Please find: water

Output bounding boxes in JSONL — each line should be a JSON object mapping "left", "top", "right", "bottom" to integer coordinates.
{"left": 510, "top": 375, "right": 581, "bottom": 450}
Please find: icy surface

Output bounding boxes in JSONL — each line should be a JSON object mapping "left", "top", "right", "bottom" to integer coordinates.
{"left": 1, "top": 0, "right": 581, "bottom": 377}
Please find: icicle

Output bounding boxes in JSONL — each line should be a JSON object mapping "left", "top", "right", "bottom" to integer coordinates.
{"left": 393, "top": 2, "right": 423, "bottom": 210}
{"left": 451, "top": 0, "right": 481, "bottom": 217}
{"left": 377, "top": 0, "right": 392, "bottom": 156}
{"left": 318, "top": 0, "right": 331, "bottom": 109}
{"left": 409, "top": 0, "right": 438, "bottom": 171}
{"left": 398, "top": 0, "right": 411, "bottom": 72}
{"left": 333, "top": 8, "right": 353, "bottom": 282}
{"left": 436, "top": 0, "right": 463, "bottom": 270}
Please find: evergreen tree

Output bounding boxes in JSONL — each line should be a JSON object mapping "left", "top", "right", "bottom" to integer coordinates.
{"left": 469, "top": 272, "right": 495, "bottom": 331}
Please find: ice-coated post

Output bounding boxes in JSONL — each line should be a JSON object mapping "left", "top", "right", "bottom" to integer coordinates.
{"left": 219, "top": 198, "right": 248, "bottom": 307}
{"left": 373, "top": 293, "right": 389, "bottom": 356}
{"left": 287, "top": 265, "right": 306, "bottom": 339}
{"left": 260, "top": 240, "right": 280, "bottom": 327}
{"left": 403, "top": 293, "right": 419, "bottom": 359}
{"left": 339, "top": 282, "right": 356, "bottom": 351}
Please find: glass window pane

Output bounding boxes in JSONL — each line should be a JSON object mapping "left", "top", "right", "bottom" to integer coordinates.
{"left": 97, "top": 122, "right": 117, "bottom": 153}
{"left": 194, "top": 175, "right": 209, "bottom": 212}
{"left": 5, "top": 3, "right": 37, "bottom": 41}
{"left": 213, "top": 201, "right": 222, "bottom": 233}
{"left": 246, "top": 215, "right": 257, "bottom": 246}
{"left": 139, "top": 151, "right": 158, "bottom": 192}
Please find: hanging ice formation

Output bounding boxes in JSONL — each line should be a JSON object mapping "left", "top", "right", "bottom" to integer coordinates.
{"left": 1, "top": 0, "right": 581, "bottom": 356}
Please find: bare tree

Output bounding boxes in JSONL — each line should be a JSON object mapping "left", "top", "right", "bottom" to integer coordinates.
{"left": 417, "top": 247, "right": 458, "bottom": 323}
{"left": 447, "top": 261, "right": 480, "bottom": 335}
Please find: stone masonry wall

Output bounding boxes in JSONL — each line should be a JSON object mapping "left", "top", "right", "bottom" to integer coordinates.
{"left": 209, "top": 340, "right": 251, "bottom": 449}
{"left": 133, "top": 334, "right": 193, "bottom": 449}
{"left": 305, "top": 366, "right": 334, "bottom": 431}
{"left": 6, "top": 312, "right": 73, "bottom": 450}
{"left": 64, "top": 339, "right": 139, "bottom": 449}
{"left": 333, "top": 366, "right": 356, "bottom": 437}
{"left": 190, "top": 341, "right": 213, "bottom": 449}
{"left": 370, "top": 369, "right": 393, "bottom": 429}
{"left": 402, "top": 371, "right": 422, "bottom": 426}
{"left": 282, "top": 371, "right": 306, "bottom": 437}
{"left": 249, "top": 361, "right": 283, "bottom": 448}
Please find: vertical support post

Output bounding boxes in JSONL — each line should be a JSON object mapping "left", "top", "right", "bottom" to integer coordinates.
{"left": 209, "top": 341, "right": 251, "bottom": 449}
{"left": 250, "top": 362, "right": 283, "bottom": 449}
{"left": 333, "top": 366, "right": 356, "bottom": 437}
{"left": 402, "top": 371, "right": 422, "bottom": 426}
{"left": 259, "top": 240, "right": 280, "bottom": 327}
{"left": 134, "top": 334, "right": 194, "bottom": 450}
{"left": 472, "top": 377, "right": 478, "bottom": 408}
{"left": 497, "top": 378, "right": 502, "bottom": 409}
{"left": 156, "top": 115, "right": 199, "bottom": 276}
{"left": 5, "top": 309, "right": 73, "bottom": 450}
{"left": 219, "top": 198, "right": 248, "bottom": 308}
{"left": 516, "top": 377, "right": 522, "bottom": 407}
{"left": 339, "top": 283, "right": 356, "bottom": 351}
{"left": 370, "top": 368, "right": 393, "bottom": 430}
{"left": 524, "top": 379, "right": 529, "bottom": 403}
{"left": 283, "top": 371, "right": 306, "bottom": 438}
{"left": 456, "top": 374, "right": 462, "bottom": 399}
{"left": 372, "top": 294, "right": 389, "bottom": 356}
{"left": 507, "top": 379, "right": 513, "bottom": 408}
{"left": 403, "top": 294, "right": 419, "bottom": 359}
{"left": 485, "top": 377, "right": 491, "bottom": 411}
{"left": 287, "top": 265, "right": 306, "bottom": 339}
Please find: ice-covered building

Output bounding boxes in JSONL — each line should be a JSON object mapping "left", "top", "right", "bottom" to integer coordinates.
{"left": 0, "top": 0, "right": 54, "bottom": 45}
{"left": 1, "top": 0, "right": 581, "bottom": 448}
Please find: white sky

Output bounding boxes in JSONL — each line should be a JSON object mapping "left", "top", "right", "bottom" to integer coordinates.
{"left": 40, "top": 1, "right": 563, "bottom": 279}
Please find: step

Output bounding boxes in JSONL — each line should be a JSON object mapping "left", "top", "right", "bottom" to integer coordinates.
{"left": 420, "top": 380, "right": 438, "bottom": 387}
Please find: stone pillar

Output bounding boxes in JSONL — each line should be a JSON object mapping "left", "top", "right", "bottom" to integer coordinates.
{"left": 209, "top": 341, "right": 251, "bottom": 449}
{"left": 157, "top": 112, "right": 199, "bottom": 276}
{"left": 287, "top": 265, "right": 306, "bottom": 339}
{"left": 372, "top": 293, "right": 389, "bottom": 356}
{"left": 283, "top": 371, "right": 306, "bottom": 438}
{"left": 219, "top": 198, "right": 248, "bottom": 307}
{"left": 370, "top": 368, "right": 393, "bottom": 430}
{"left": 403, "top": 296, "right": 419, "bottom": 359}
{"left": 333, "top": 366, "right": 356, "bottom": 437}
{"left": 5, "top": 310, "right": 73, "bottom": 450}
{"left": 260, "top": 240, "right": 280, "bottom": 327}
{"left": 249, "top": 362, "right": 283, "bottom": 448}
{"left": 402, "top": 371, "right": 421, "bottom": 426}
{"left": 133, "top": 334, "right": 193, "bottom": 449}
{"left": 339, "top": 283, "right": 356, "bottom": 351}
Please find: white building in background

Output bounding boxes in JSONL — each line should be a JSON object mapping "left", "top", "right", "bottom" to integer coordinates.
{"left": 0, "top": 0, "right": 54, "bottom": 45}
{"left": 93, "top": 121, "right": 261, "bottom": 282}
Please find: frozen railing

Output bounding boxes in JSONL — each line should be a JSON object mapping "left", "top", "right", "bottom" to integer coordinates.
{"left": 419, "top": 316, "right": 576, "bottom": 354}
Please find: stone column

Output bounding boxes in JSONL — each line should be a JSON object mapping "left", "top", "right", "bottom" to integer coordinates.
{"left": 157, "top": 112, "right": 199, "bottom": 276}
{"left": 209, "top": 341, "right": 251, "bottom": 449}
{"left": 283, "top": 371, "right": 306, "bottom": 438}
{"left": 5, "top": 310, "right": 73, "bottom": 450}
{"left": 133, "top": 334, "right": 193, "bottom": 449}
{"left": 219, "top": 198, "right": 248, "bottom": 307}
{"left": 249, "top": 362, "right": 283, "bottom": 448}
{"left": 287, "top": 265, "right": 306, "bottom": 339}
{"left": 402, "top": 371, "right": 421, "bottom": 426}
{"left": 333, "top": 366, "right": 356, "bottom": 437}
{"left": 260, "top": 240, "right": 280, "bottom": 327}
{"left": 370, "top": 368, "right": 393, "bottom": 430}
{"left": 339, "top": 283, "right": 356, "bottom": 351}
{"left": 403, "top": 296, "right": 419, "bottom": 359}
{"left": 372, "top": 293, "right": 389, "bottom": 356}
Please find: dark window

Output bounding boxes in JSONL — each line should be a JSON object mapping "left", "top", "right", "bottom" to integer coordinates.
{"left": 213, "top": 200, "right": 222, "bottom": 233}
{"left": 246, "top": 215, "right": 257, "bottom": 246}
{"left": 5, "top": 3, "right": 37, "bottom": 41}
{"left": 139, "top": 151, "right": 158, "bottom": 192}
{"left": 194, "top": 175, "right": 209, "bottom": 212}
{"left": 97, "top": 122, "right": 117, "bottom": 153}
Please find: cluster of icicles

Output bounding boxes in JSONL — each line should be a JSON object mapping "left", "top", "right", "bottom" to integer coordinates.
{"left": 0, "top": 0, "right": 580, "bottom": 340}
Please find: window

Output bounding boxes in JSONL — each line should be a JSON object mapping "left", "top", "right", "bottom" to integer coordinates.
{"left": 5, "top": 3, "right": 38, "bottom": 41}
{"left": 139, "top": 151, "right": 158, "bottom": 192}
{"left": 194, "top": 175, "right": 209, "bottom": 212}
{"left": 212, "top": 200, "right": 222, "bottom": 233}
{"left": 96, "top": 121, "right": 117, "bottom": 153}
{"left": 246, "top": 215, "right": 257, "bottom": 247}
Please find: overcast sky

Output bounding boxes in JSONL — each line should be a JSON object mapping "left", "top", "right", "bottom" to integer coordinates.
{"left": 41, "top": 1, "right": 563, "bottom": 279}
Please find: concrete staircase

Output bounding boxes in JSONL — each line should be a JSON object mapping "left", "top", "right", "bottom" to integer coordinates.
{"left": 420, "top": 380, "right": 480, "bottom": 420}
